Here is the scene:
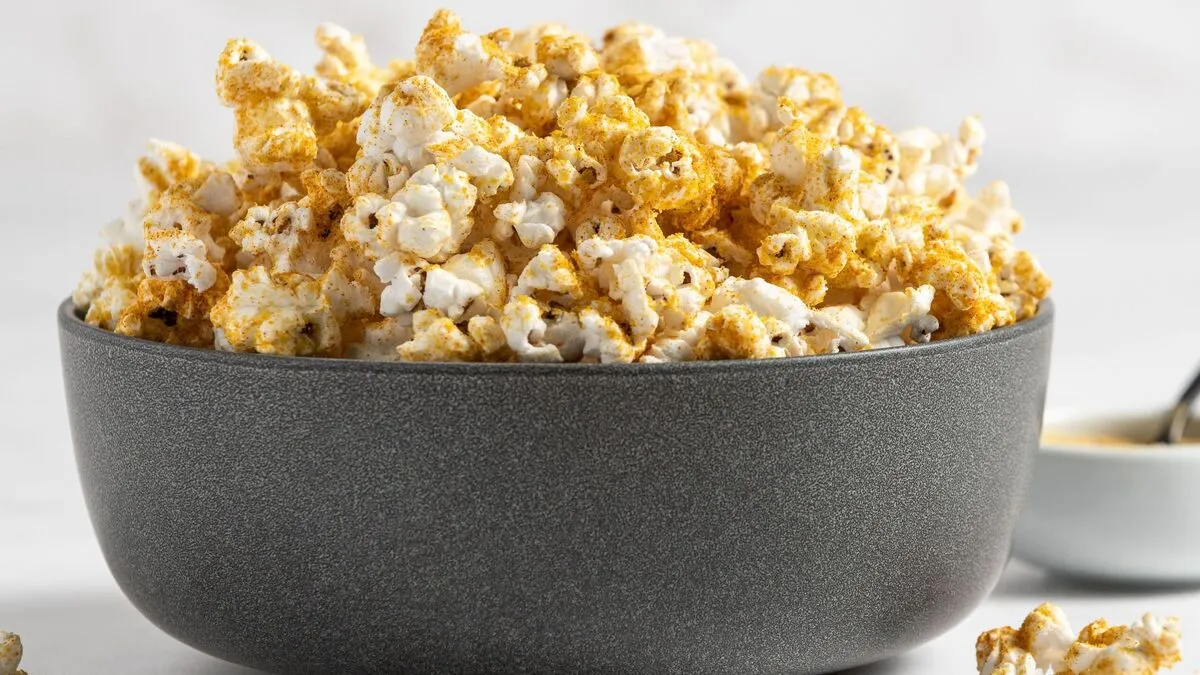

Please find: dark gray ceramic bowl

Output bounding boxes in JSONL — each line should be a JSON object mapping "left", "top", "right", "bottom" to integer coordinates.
{"left": 58, "top": 298, "right": 1053, "bottom": 675}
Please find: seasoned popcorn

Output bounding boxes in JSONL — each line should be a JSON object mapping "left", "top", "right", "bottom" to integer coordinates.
{"left": 0, "top": 631, "right": 27, "bottom": 675}
{"left": 976, "top": 603, "right": 1182, "bottom": 675}
{"left": 73, "top": 10, "right": 1050, "bottom": 362}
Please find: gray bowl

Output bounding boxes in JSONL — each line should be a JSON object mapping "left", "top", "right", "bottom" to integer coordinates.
{"left": 57, "top": 298, "right": 1053, "bottom": 675}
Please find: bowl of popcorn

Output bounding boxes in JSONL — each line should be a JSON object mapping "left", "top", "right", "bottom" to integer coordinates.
{"left": 58, "top": 10, "right": 1053, "bottom": 675}
{"left": 1014, "top": 411, "right": 1200, "bottom": 585}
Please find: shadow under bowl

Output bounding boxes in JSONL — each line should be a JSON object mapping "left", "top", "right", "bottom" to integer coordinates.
{"left": 57, "top": 298, "right": 1054, "bottom": 675}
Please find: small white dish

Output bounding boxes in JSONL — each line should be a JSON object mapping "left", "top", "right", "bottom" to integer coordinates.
{"left": 1012, "top": 409, "right": 1200, "bottom": 584}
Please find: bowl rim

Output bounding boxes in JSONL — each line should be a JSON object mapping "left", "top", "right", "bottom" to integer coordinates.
{"left": 1041, "top": 407, "right": 1200, "bottom": 460}
{"left": 58, "top": 296, "right": 1053, "bottom": 376}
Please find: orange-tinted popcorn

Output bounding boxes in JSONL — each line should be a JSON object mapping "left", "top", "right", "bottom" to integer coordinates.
{"left": 74, "top": 9, "right": 1048, "bottom": 362}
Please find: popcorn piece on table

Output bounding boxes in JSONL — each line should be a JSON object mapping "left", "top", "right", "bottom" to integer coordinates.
{"left": 0, "top": 631, "right": 27, "bottom": 675}
{"left": 976, "top": 603, "right": 1182, "bottom": 675}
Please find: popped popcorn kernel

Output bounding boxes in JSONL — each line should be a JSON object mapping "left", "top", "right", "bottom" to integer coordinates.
{"left": 0, "top": 631, "right": 27, "bottom": 675}
{"left": 314, "top": 23, "right": 392, "bottom": 98}
{"left": 399, "top": 308, "right": 479, "bottom": 361}
{"left": 976, "top": 603, "right": 1182, "bottom": 675}
{"left": 115, "top": 274, "right": 228, "bottom": 348}
{"left": 74, "top": 244, "right": 143, "bottom": 331}
{"left": 217, "top": 36, "right": 367, "bottom": 172}
{"left": 210, "top": 266, "right": 340, "bottom": 355}
{"left": 74, "top": 9, "right": 1048, "bottom": 363}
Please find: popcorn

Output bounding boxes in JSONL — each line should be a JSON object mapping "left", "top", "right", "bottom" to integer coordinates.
{"left": 976, "top": 603, "right": 1182, "bottom": 675}
{"left": 210, "top": 266, "right": 340, "bottom": 355}
{"left": 314, "top": 23, "right": 395, "bottom": 98}
{"left": 864, "top": 285, "right": 939, "bottom": 348}
{"left": 416, "top": 10, "right": 509, "bottom": 97}
{"left": 374, "top": 253, "right": 426, "bottom": 317}
{"left": 74, "top": 9, "right": 1049, "bottom": 362}
{"left": 73, "top": 244, "right": 143, "bottom": 330}
{"left": 398, "top": 308, "right": 478, "bottom": 361}
{"left": 344, "top": 316, "right": 411, "bottom": 361}
{"left": 229, "top": 169, "right": 350, "bottom": 275}
{"left": 217, "top": 37, "right": 367, "bottom": 171}
{"left": 0, "top": 631, "right": 27, "bottom": 675}
{"left": 494, "top": 156, "right": 567, "bottom": 248}
{"left": 376, "top": 164, "right": 477, "bottom": 261}
{"left": 502, "top": 295, "right": 567, "bottom": 362}
{"left": 114, "top": 275, "right": 226, "bottom": 348}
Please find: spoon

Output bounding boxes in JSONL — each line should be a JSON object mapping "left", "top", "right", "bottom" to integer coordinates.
{"left": 1156, "top": 365, "right": 1200, "bottom": 444}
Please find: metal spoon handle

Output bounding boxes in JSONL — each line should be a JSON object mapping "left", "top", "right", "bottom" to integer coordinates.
{"left": 1158, "top": 364, "right": 1200, "bottom": 444}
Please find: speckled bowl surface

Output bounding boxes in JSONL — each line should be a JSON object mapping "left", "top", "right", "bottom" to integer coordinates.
{"left": 58, "top": 298, "right": 1053, "bottom": 675}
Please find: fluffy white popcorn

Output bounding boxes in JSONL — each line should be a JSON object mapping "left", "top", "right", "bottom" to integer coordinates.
{"left": 897, "top": 115, "right": 987, "bottom": 201}
{"left": 320, "top": 264, "right": 376, "bottom": 321}
{"left": 578, "top": 307, "right": 640, "bottom": 363}
{"left": 864, "top": 285, "right": 938, "bottom": 348}
{"left": 341, "top": 194, "right": 391, "bottom": 260}
{"left": 603, "top": 23, "right": 694, "bottom": 74}
{"left": 422, "top": 266, "right": 483, "bottom": 321}
{"left": 709, "top": 277, "right": 811, "bottom": 333}
{"left": 1024, "top": 603, "right": 1076, "bottom": 671}
{"left": 143, "top": 234, "right": 218, "bottom": 292}
{"left": 501, "top": 295, "right": 565, "bottom": 362}
{"left": 807, "top": 305, "right": 870, "bottom": 353}
{"left": 344, "top": 317, "right": 413, "bottom": 361}
{"left": 978, "top": 647, "right": 1045, "bottom": 675}
{"left": 374, "top": 253, "right": 426, "bottom": 317}
{"left": 108, "top": 139, "right": 216, "bottom": 246}
{"left": 467, "top": 315, "right": 508, "bottom": 357}
{"left": 416, "top": 10, "right": 508, "bottom": 96}
{"left": 495, "top": 193, "right": 566, "bottom": 248}
{"left": 230, "top": 203, "right": 318, "bottom": 274}
{"left": 949, "top": 180, "right": 1023, "bottom": 239}
{"left": 641, "top": 311, "right": 710, "bottom": 362}
{"left": 450, "top": 144, "right": 514, "bottom": 199}
{"left": 192, "top": 172, "right": 241, "bottom": 216}
{"left": 142, "top": 186, "right": 226, "bottom": 263}
{"left": 359, "top": 74, "right": 516, "bottom": 199}
{"left": 1066, "top": 615, "right": 1183, "bottom": 675}
{"left": 347, "top": 153, "right": 410, "bottom": 198}
{"left": 359, "top": 75, "right": 458, "bottom": 162}
{"left": 438, "top": 240, "right": 507, "bottom": 316}
{"left": 577, "top": 235, "right": 667, "bottom": 340}
{"left": 493, "top": 155, "right": 566, "bottom": 248}
{"left": 0, "top": 631, "right": 25, "bottom": 675}
{"left": 376, "top": 164, "right": 477, "bottom": 261}
{"left": 512, "top": 245, "right": 583, "bottom": 302}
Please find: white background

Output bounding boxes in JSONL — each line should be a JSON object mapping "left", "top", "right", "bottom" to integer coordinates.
{"left": 1, "top": 1, "right": 1199, "bottom": 672}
